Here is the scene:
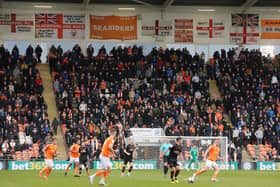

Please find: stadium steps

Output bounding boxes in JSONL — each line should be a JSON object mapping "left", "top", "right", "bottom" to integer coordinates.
{"left": 37, "top": 64, "right": 67, "bottom": 160}
{"left": 208, "top": 79, "right": 233, "bottom": 127}
{"left": 242, "top": 147, "right": 252, "bottom": 161}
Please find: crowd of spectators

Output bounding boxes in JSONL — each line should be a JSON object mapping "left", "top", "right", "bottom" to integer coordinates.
{"left": 49, "top": 44, "right": 231, "bottom": 160}
{"left": 213, "top": 48, "right": 280, "bottom": 161}
{"left": 0, "top": 44, "right": 50, "bottom": 160}
{"left": 1, "top": 42, "right": 278, "bottom": 162}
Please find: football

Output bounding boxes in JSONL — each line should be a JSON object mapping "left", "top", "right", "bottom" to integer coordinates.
{"left": 188, "top": 177, "right": 194, "bottom": 183}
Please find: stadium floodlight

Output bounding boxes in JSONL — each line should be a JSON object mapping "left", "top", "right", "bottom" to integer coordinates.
{"left": 197, "top": 9, "right": 216, "bottom": 12}
{"left": 33, "top": 5, "right": 53, "bottom": 9}
{"left": 118, "top": 7, "right": 136, "bottom": 11}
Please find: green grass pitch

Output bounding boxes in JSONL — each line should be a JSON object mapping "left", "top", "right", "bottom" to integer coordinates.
{"left": 0, "top": 170, "right": 279, "bottom": 187}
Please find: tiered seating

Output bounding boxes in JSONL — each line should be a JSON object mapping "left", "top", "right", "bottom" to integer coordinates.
{"left": 214, "top": 48, "right": 279, "bottom": 160}
{"left": 0, "top": 44, "right": 50, "bottom": 160}
{"left": 30, "top": 143, "right": 40, "bottom": 159}
{"left": 49, "top": 44, "right": 230, "bottom": 151}
{"left": 21, "top": 150, "right": 31, "bottom": 160}
{"left": 14, "top": 151, "right": 23, "bottom": 160}
{"left": 247, "top": 143, "right": 278, "bottom": 161}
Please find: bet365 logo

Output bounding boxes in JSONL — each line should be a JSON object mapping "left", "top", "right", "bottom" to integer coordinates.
{"left": 258, "top": 162, "right": 277, "bottom": 171}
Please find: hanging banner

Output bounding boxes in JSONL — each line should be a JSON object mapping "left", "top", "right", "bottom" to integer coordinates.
{"left": 35, "top": 13, "right": 85, "bottom": 39}
{"left": 230, "top": 14, "right": 244, "bottom": 44}
{"left": 230, "top": 14, "right": 259, "bottom": 44}
{"left": 142, "top": 19, "right": 172, "bottom": 37}
{"left": 0, "top": 13, "right": 33, "bottom": 34}
{"left": 158, "top": 20, "right": 173, "bottom": 36}
{"left": 90, "top": 15, "right": 137, "bottom": 40}
{"left": 261, "top": 19, "right": 280, "bottom": 39}
{"left": 141, "top": 19, "right": 155, "bottom": 36}
{"left": 174, "top": 19, "right": 193, "bottom": 43}
{"left": 35, "top": 13, "right": 63, "bottom": 39}
{"left": 62, "top": 15, "right": 85, "bottom": 39}
{"left": 196, "top": 19, "right": 225, "bottom": 39}
{"left": 247, "top": 14, "right": 259, "bottom": 44}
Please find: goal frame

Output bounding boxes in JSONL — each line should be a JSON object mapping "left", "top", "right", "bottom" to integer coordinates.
{"left": 130, "top": 135, "right": 228, "bottom": 169}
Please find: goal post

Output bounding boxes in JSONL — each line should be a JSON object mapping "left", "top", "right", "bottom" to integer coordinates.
{"left": 130, "top": 136, "right": 229, "bottom": 170}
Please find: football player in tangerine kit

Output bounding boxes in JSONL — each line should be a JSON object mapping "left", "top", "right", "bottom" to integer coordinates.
{"left": 65, "top": 140, "right": 80, "bottom": 177}
{"left": 89, "top": 127, "right": 118, "bottom": 186}
{"left": 189, "top": 140, "right": 221, "bottom": 182}
{"left": 39, "top": 138, "right": 58, "bottom": 180}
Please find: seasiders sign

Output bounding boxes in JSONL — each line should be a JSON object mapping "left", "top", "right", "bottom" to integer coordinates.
{"left": 90, "top": 15, "right": 137, "bottom": 40}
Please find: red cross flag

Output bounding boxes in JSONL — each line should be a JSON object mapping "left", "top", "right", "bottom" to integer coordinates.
{"left": 0, "top": 13, "right": 33, "bottom": 33}
{"left": 196, "top": 19, "right": 225, "bottom": 39}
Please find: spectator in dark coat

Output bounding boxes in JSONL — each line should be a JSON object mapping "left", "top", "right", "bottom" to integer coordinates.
{"left": 35, "top": 45, "right": 43, "bottom": 63}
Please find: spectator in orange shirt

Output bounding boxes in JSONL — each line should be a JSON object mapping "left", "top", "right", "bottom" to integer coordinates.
{"left": 217, "top": 123, "right": 224, "bottom": 136}
{"left": 215, "top": 109, "right": 223, "bottom": 123}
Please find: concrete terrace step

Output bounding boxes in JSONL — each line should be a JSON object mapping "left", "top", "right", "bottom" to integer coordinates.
{"left": 209, "top": 79, "right": 233, "bottom": 127}
{"left": 37, "top": 64, "right": 67, "bottom": 160}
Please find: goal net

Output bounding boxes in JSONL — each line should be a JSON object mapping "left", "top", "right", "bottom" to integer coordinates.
{"left": 130, "top": 136, "right": 228, "bottom": 170}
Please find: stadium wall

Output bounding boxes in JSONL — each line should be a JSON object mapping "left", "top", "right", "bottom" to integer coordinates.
{"left": 1, "top": 3, "right": 280, "bottom": 61}
{"left": 1, "top": 2, "right": 280, "bottom": 49}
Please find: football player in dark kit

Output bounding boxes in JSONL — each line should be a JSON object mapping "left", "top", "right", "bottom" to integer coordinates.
{"left": 121, "top": 139, "right": 136, "bottom": 176}
{"left": 168, "top": 137, "right": 184, "bottom": 184}
{"left": 78, "top": 142, "right": 90, "bottom": 177}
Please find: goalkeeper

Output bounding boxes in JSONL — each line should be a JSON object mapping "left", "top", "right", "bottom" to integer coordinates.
{"left": 187, "top": 144, "right": 198, "bottom": 170}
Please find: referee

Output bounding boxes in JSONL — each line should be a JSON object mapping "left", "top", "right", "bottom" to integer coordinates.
{"left": 159, "top": 139, "right": 172, "bottom": 177}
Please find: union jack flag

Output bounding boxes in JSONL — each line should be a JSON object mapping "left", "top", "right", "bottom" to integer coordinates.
{"left": 231, "top": 14, "right": 243, "bottom": 27}
{"left": 35, "top": 13, "right": 58, "bottom": 25}
{"left": 247, "top": 14, "right": 259, "bottom": 27}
